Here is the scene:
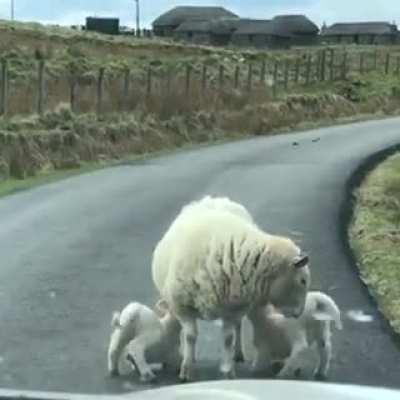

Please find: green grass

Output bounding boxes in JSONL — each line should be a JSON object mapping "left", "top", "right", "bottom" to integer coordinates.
{"left": 350, "top": 153, "right": 400, "bottom": 334}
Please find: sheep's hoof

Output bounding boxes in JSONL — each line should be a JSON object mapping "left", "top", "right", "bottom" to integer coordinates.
{"left": 179, "top": 366, "right": 194, "bottom": 383}
{"left": 315, "top": 372, "right": 328, "bottom": 381}
{"left": 140, "top": 370, "right": 157, "bottom": 383}
{"left": 220, "top": 366, "right": 236, "bottom": 380}
{"left": 108, "top": 368, "right": 119, "bottom": 378}
{"left": 234, "top": 352, "right": 245, "bottom": 363}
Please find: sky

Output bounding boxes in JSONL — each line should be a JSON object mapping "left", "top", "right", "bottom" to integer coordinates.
{"left": 0, "top": 0, "right": 398, "bottom": 29}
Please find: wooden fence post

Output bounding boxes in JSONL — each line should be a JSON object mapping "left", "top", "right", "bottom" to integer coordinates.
{"left": 234, "top": 65, "right": 240, "bottom": 89}
{"left": 185, "top": 64, "right": 191, "bottom": 96}
{"left": 0, "top": 59, "right": 8, "bottom": 116}
{"left": 305, "top": 54, "right": 312, "bottom": 85}
{"left": 385, "top": 53, "right": 390, "bottom": 75}
{"left": 260, "top": 60, "right": 266, "bottom": 84}
{"left": 273, "top": 60, "right": 279, "bottom": 98}
{"left": 123, "top": 69, "right": 130, "bottom": 110}
{"left": 320, "top": 49, "right": 326, "bottom": 81}
{"left": 341, "top": 52, "right": 348, "bottom": 80}
{"left": 247, "top": 63, "right": 253, "bottom": 92}
{"left": 283, "top": 59, "right": 290, "bottom": 90}
{"left": 219, "top": 64, "right": 224, "bottom": 90}
{"left": 37, "top": 59, "right": 45, "bottom": 115}
{"left": 96, "top": 67, "right": 105, "bottom": 115}
{"left": 294, "top": 58, "right": 300, "bottom": 84}
{"left": 328, "top": 49, "right": 334, "bottom": 81}
{"left": 201, "top": 64, "right": 207, "bottom": 93}
{"left": 359, "top": 52, "right": 365, "bottom": 74}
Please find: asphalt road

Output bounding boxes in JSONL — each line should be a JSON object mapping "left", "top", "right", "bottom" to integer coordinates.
{"left": 1, "top": 118, "right": 400, "bottom": 395}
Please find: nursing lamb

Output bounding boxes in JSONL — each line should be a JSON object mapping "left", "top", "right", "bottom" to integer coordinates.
{"left": 242, "top": 291, "right": 342, "bottom": 380}
{"left": 151, "top": 198, "right": 311, "bottom": 381}
{"left": 107, "top": 300, "right": 182, "bottom": 382}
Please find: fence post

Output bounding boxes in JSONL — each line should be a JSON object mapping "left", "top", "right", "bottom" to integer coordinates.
{"left": 305, "top": 54, "right": 311, "bottom": 85}
{"left": 329, "top": 49, "right": 335, "bottom": 81}
{"left": 0, "top": 59, "right": 8, "bottom": 116}
{"left": 385, "top": 53, "right": 390, "bottom": 75}
{"left": 201, "top": 64, "right": 207, "bottom": 93}
{"left": 260, "top": 60, "right": 266, "bottom": 84}
{"left": 146, "top": 66, "right": 152, "bottom": 96}
{"left": 234, "top": 65, "right": 240, "bottom": 89}
{"left": 341, "top": 52, "right": 348, "bottom": 80}
{"left": 359, "top": 52, "right": 365, "bottom": 74}
{"left": 320, "top": 49, "right": 326, "bottom": 81}
{"left": 283, "top": 59, "right": 290, "bottom": 90}
{"left": 123, "top": 69, "right": 130, "bottom": 111}
{"left": 219, "top": 64, "right": 224, "bottom": 90}
{"left": 247, "top": 63, "right": 253, "bottom": 92}
{"left": 273, "top": 60, "right": 279, "bottom": 98}
{"left": 96, "top": 67, "right": 105, "bottom": 115}
{"left": 37, "top": 59, "right": 45, "bottom": 115}
{"left": 294, "top": 58, "right": 300, "bottom": 84}
{"left": 185, "top": 64, "right": 191, "bottom": 96}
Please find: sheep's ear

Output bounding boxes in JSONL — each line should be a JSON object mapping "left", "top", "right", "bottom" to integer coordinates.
{"left": 155, "top": 299, "right": 169, "bottom": 316}
{"left": 293, "top": 254, "right": 309, "bottom": 269}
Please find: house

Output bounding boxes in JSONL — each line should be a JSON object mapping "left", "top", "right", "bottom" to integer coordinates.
{"left": 152, "top": 6, "right": 238, "bottom": 37}
{"left": 272, "top": 15, "right": 319, "bottom": 45}
{"left": 321, "top": 22, "right": 398, "bottom": 45}
{"left": 231, "top": 19, "right": 291, "bottom": 49}
{"left": 85, "top": 17, "right": 120, "bottom": 35}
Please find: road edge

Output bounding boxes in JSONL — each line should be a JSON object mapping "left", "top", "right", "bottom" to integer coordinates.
{"left": 339, "top": 142, "right": 400, "bottom": 348}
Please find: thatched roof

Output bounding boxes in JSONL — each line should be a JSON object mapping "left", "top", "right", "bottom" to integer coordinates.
{"left": 153, "top": 6, "right": 238, "bottom": 27}
{"left": 176, "top": 18, "right": 241, "bottom": 34}
{"left": 232, "top": 19, "right": 290, "bottom": 37}
{"left": 322, "top": 22, "right": 396, "bottom": 36}
{"left": 272, "top": 14, "right": 319, "bottom": 35}
{"left": 175, "top": 20, "right": 212, "bottom": 33}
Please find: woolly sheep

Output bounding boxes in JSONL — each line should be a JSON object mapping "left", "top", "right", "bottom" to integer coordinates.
{"left": 107, "top": 300, "right": 182, "bottom": 382}
{"left": 242, "top": 291, "right": 342, "bottom": 380}
{"left": 151, "top": 196, "right": 311, "bottom": 381}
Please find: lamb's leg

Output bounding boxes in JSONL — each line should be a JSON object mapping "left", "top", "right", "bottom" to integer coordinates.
{"left": 276, "top": 338, "right": 308, "bottom": 379}
{"left": 234, "top": 319, "right": 244, "bottom": 362}
{"left": 220, "top": 319, "right": 237, "bottom": 379}
{"left": 179, "top": 317, "right": 198, "bottom": 382}
{"left": 107, "top": 329, "right": 126, "bottom": 377}
{"left": 126, "top": 335, "right": 157, "bottom": 382}
{"left": 315, "top": 338, "right": 331, "bottom": 380}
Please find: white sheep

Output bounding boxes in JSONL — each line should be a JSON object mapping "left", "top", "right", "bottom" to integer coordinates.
{"left": 107, "top": 300, "right": 182, "bottom": 382}
{"left": 151, "top": 196, "right": 311, "bottom": 381}
{"left": 242, "top": 291, "right": 342, "bottom": 380}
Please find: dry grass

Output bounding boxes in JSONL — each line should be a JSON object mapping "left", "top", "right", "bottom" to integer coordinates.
{"left": 349, "top": 153, "right": 400, "bottom": 334}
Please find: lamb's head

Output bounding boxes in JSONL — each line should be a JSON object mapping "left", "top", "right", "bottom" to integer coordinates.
{"left": 265, "top": 238, "right": 310, "bottom": 319}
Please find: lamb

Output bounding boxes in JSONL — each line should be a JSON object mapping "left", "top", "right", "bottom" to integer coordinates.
{"left": 107, "top": 299, "right": 182, "bottom": 382}
{"left": 151, "top": 195, "right": 311, "bottom": 381}
{"left": 242, "top": 291, "right": 342, "bottom": 380}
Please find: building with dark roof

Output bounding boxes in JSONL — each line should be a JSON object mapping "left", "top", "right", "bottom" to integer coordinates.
{"left": 321, "top": 22, "right": 398, "bottom": 44}
{"left": 231, "top": 19, "right": 291, "bottom": 49}
{"left": 152, "top": 6, "right": 238, "bottom": 37}
{"left": 272, "top": 14, "right": 319, "bottom": 45}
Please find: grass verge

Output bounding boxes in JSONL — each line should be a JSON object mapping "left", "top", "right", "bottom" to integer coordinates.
{"left": 349, "top": 152, "right": 400, "bottom": 334}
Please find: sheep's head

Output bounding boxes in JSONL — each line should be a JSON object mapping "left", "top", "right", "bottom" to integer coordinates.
{"left": 267, "top": 245, "right": 310, "bottom": 319}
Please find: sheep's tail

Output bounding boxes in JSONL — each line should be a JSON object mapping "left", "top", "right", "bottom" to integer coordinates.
{"left": 311, "top": 292, "right": 343, "bottom": 330}
{"left": 111, "top": 311, "right": 121, "bottom": 329}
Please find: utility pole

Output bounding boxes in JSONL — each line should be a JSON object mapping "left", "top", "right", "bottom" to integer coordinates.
{"left": 135, "top": 0, "right": 140, "bottom": 33}
{"left": 11, "top": 0, "right": 14, "bottom": 21}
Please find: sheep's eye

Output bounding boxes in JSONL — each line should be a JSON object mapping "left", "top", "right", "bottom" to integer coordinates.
{"left": 300, "top": 278, "right": 307, "bottom": 286}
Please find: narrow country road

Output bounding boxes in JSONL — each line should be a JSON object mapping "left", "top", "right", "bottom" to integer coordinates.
{"left": 1, "top": 118, "right": 400, "bottom": 395}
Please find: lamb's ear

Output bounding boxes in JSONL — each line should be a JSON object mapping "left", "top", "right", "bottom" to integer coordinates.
{"left": 293, "top": 254, "right": 309, "bottom": 269}
{"left": 155, "top": 299, "right": 169, "bottom": 317}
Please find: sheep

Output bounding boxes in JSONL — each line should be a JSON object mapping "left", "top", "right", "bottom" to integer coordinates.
{"left": 107, "top": 299, "right": 182, "bottom": 382}
{"left": 241, "top": 291, "right": 342, "bottom": 380}
{"left": 151, "top": 196, "right": 311, "bottom": 381}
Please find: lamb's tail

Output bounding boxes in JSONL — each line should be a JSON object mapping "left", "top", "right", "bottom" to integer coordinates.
{"left": 111, "top": 311, "right": 121, "bottom": 329}
{"left": 310, "top": 292, "right": 343, "bottom": 330}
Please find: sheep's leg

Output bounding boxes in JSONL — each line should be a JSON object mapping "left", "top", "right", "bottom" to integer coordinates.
{"left": 179, "top": 317, "right": 198, "bottom": 382}
{"left": 126, "top": 335, "right": 157, "bottom": 382}
{"left": 276, "top": 339, "right": 308, "bottom": 379}
{"left": 107, "top": 329, "right": 126, "bottom": 377}
{"left": 315, "top": 338, "right": 331, "bottom": 380}
{"left": 220, "top": 319, "right": 237, "bottom": 379}
{"left": 234, "top": 319, "right": 244, "bottom": 362}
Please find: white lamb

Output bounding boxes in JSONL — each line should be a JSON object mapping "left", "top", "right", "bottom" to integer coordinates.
{"left": 242, "top": 291, "right": 342, "bottom": 380}
{"left": 151, "top": 196, "right": 311, "bottom": 381}
{"left": 107, "top": 300, "right": 182, "bottom": 382}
